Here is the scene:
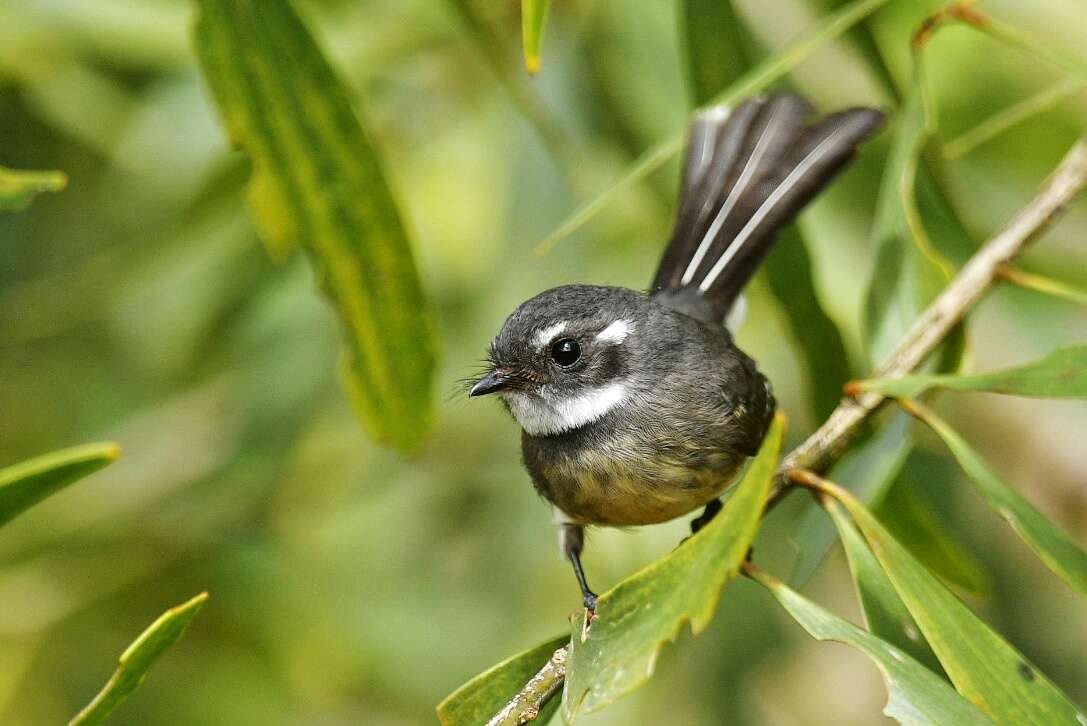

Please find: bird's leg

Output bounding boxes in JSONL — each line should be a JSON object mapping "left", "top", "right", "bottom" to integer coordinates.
{"left": 690, "top": 497, "right": 723, "bottom": 534}
{"left": 560, "top": 522, "right": 598, "bottom": 612}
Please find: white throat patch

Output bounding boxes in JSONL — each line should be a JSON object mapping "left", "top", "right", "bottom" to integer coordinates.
{"left": 504, "top": 383, "right": 628, "bottom": 436}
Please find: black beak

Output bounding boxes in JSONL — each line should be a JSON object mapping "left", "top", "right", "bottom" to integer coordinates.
{"left": 469, "top": 370, "right": 509, "bottom": 397}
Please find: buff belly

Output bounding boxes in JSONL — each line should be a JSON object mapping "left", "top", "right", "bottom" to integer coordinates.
{"left": 532, "top": 445, "right": 744, "bottom": 527}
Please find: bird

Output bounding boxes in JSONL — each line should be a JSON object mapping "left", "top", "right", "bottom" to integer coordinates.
{"left": 469, "top": 93, "right": 884, "bottom": 611}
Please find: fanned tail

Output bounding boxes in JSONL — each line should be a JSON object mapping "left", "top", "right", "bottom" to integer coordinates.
{"left": 651, "top": 93, "right": 884, "bottom": 324}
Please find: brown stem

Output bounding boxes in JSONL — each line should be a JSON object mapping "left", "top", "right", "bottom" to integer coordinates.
{"left": 769, "top": 134, "right": 1087, "bottom": 506}
{"left": 485, "top": 645, "right": 569, "bottom": 726}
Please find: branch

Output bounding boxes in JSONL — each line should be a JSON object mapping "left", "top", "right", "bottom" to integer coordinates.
{"left": 489, "top": 134, "right": 1087, "bottom": 723}
{"left": 485, "top": 645, "right": 568, "bottom": 726}
{"left": 771, "top": 134, "right": 1087, "bottom": 499}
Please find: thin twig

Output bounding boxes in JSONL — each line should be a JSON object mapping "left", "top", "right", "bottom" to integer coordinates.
{"left": 770, "top": 134, "right": 1087, "bottom": 503}
{"left": 485, "top": 645, "right": 569, "bottom": 726}
{"left": 488, "top": 133, "right": 1087, "bottom": 725}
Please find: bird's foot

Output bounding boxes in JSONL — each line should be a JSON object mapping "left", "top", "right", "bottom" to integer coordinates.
{"left": 689, "top": 498, "right": 723, "bottom": 535}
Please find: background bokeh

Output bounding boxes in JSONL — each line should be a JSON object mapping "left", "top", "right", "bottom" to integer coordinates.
{"left": 2, "top": 0, "right": 1085, "bottom": 723}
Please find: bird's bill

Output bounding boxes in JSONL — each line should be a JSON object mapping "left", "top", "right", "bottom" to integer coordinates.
{"left": 469, "top": 370, "right": 510, "bottom": 397}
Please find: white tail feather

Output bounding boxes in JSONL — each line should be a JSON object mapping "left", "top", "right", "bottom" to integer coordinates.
{"left": 680, "top": 104, "right": 785, "bottom": 286}
{"left": 698, "top": 126, "right": 852, "bottom": 292}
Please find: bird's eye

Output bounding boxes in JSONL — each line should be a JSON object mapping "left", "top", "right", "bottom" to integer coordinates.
{"left": 550, "top": 338, "right": 581, "bottom": 367}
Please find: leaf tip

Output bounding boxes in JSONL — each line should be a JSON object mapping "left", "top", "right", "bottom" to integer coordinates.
{"left": 184, "top": 591, "right": 211, "bottom": 610}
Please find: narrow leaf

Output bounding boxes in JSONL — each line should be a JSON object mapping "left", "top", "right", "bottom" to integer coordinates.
{"left": 825, "top": 498, "right": 943, "bottom": 673}
{"left": 789, "top": 409, "right": 912, "bottom": 585}
{"left": 855, "top": 346, "right": 1087, "bottom": 399}
{"left": 437, "top": 635, "right": 568, "bottom": 726}
{"left": 748, "top": 567, "right": 993, "bottom": 726}
{"left": 532, "top": 0, "right": 893, "bottom": 255}
{"left": 0, "top": 165, "right": 67, "bottom": 211}
{"left": 875, "top": 479, "right": 989, "bottom": 595}
{"left": 562, "top": 416, "right": 785, "bottom": 719}
{"left": 70, "top": 592, "right": 209, "bottom": 726}
{"left": 817, "top": 0, "right": 978, "bottom": 271}
{"left": 766, "top": 228, "right": 854, "bottom": 420}
{"left": 943, "top": 78, "right": 1085, "bottom": 160}
{"left": 965, "top": 10, "right": 1087, "bottom": 84}
{"left": 680, "top": 0, "right": 754, "bottom": 105}
{"left": 862, "top": 59, "right": 959, "bottom": 365}
{"left": 0, "top": 443, "right": 120, "bottom": 528}
{"left": 1000, "top": 265, "right": 1087, "bottom": 306}
{"left": 193, "top": 0, "right": 436, "bottom": 452}
{"left": 821, "top": 479, "right": 1085, "bottom": 723}
{"left": 521, "top": 0, "right": 550, "bottom": 75}
{"left": 908, "top": 402, "right": 1087, "bottom": 597}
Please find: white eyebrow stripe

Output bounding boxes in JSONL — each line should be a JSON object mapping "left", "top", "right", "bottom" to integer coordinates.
{"left": 680, "top": 103, "right": 784, "bottom": 286}
{"left": 534, "top": 321, "right": 567, "bottom": 348}
{"left": 699, "top": 126, "right": 851, "bottom": 292}
{"left": 595, "top": 319, "right": 633, "bottom": 345}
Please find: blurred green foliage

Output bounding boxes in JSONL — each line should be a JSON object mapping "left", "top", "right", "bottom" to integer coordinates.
{"left": 1, "top": 0, "right": 1086, "bottom": 724}
{"left": 0, "top": 165, "right": 67, "bottom": 211}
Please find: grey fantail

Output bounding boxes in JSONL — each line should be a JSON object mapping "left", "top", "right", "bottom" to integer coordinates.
{"left": 470, "top": 93, "right": 884, "bottom": 610}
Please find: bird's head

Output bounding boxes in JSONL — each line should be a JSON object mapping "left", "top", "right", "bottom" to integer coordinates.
{"left": 470, "top": 285, "right": 648, "bottom": 437}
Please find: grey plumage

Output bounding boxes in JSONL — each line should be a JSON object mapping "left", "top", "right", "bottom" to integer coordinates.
{"left": 503, "top": 285, "right": 772, "bottom": 526}
{"left": 470, "top": 94, "right": 884, "bottom": 609}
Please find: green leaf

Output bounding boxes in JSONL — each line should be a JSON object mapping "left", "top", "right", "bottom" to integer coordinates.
{"left": 807, "top": 0, "right": 895, "bottom": 96}
{"left": 789, "top": 409, "right": 912, "bottom": 585}
{"left": 855, "top": 346, "right": 1087, "bottom": 399}
{"left": 765, "top": 228, "right": 854, "bottom": 420}
{"left": 964, "top": 10, "right": 1087, "bottom": 85}
{"left": 908, "top": 402, "right": 1087, "bottom": 597}
{"left": 825, "top": 498, "right": 943, "bottom": 674}
{"left": 821, "top": 479, "right": 1085, "bottom": 723}
{"left": 943, "top": 78, "right": 1085, "bottom": 160}
{"left": 862, "top": 58, "right": 958, "bottom": 365}
{"left": 562, "top": 415, "right": 785, "bottom": 719}
{"left": 875, "top": 478, "right": 989, "bottom": 595}
{"left": 0, "top": 165, "right": 67, "bottom": 211}
{"left": 816, "top": 0, "right": 977, "bottom": 296}
{"left": 69, "top": 592, "right": 209, "bottom": 726}
{"left": 1000, "top": 266, "right": 1087, "bottom": 306}
{"left": 748, "top": 567, "right": 993, "bottom": 726}
{"left": 532, "top": 0, "right": 893, "bottom": 255}
{"left": 521, "top": 0, "right": 550, "bottom": 75}
{"left": 193, "top": 0, "right": 436, "bottom": 452}
{"left": 679, "top": 0, "right": 754, "bottom": 105}
{"left": 437, "top": 635, "right": 568, "bottom": 726}
{"left": 0, "top": 443, "right": 120, "bottom": 528}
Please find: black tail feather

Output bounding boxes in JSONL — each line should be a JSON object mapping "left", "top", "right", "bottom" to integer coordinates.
{"left": 651, "top": 94, "right": 884, "bottom": 324}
